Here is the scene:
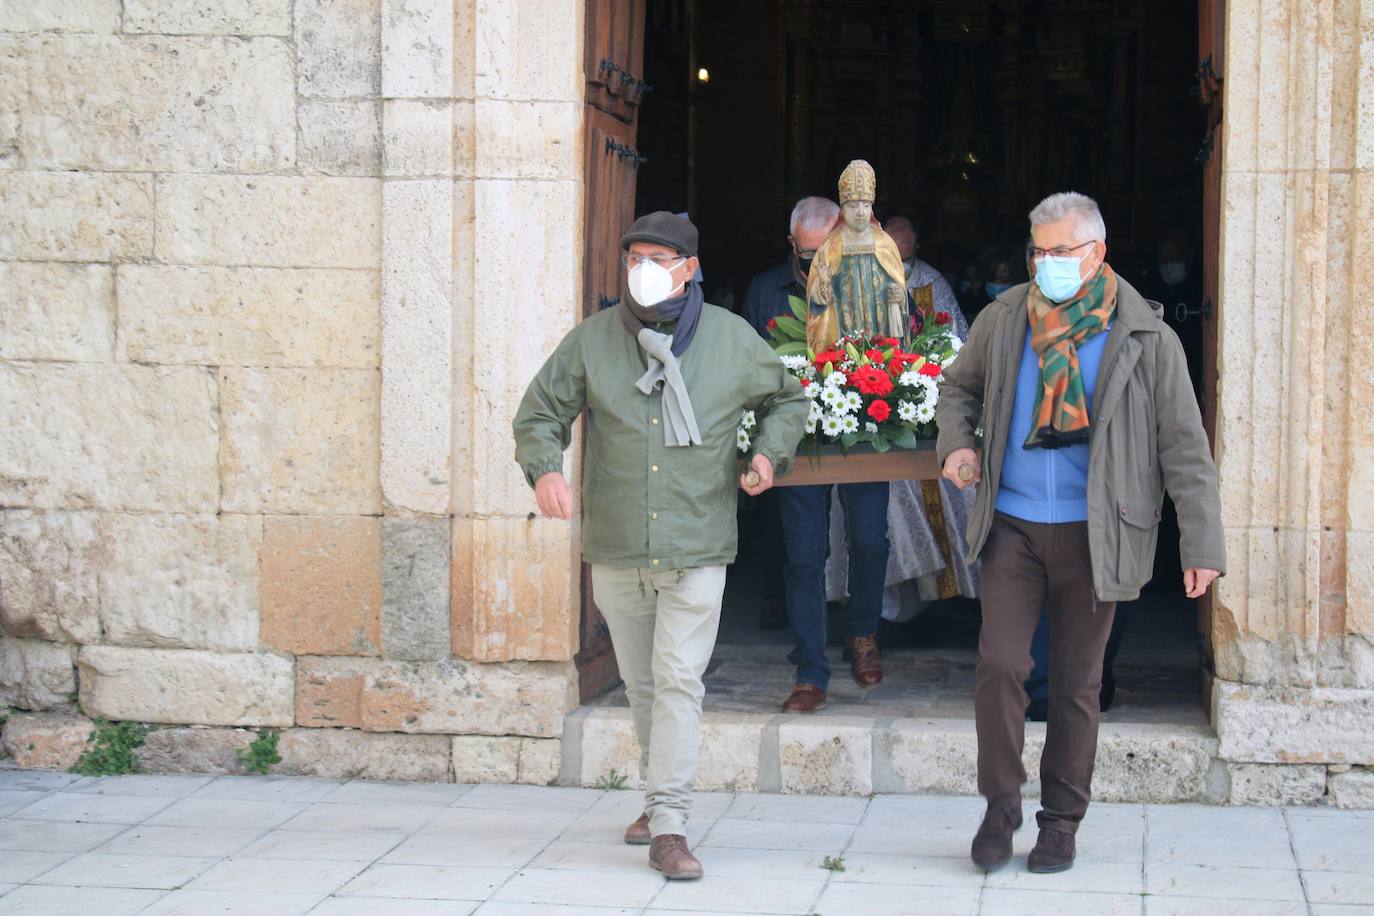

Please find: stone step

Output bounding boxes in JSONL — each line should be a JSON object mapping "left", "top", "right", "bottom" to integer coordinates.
{"left": 558, "top": 707, "right": 1225, "bottom": 804}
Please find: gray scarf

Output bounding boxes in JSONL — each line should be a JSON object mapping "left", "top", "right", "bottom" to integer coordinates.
{"left": 634, "top": 327, "right": 701, "bottom": 447}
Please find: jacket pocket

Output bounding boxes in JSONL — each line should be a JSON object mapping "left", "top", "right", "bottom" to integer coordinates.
{"left": 1115, "top": 497, "right": 1161, "bottom": 589}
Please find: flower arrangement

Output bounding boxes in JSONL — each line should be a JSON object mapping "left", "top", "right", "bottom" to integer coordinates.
{"left": 736, "top": 295, "right": 962, "bottom": 454}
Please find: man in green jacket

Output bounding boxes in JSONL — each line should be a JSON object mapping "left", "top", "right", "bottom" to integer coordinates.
{"left": 513, "top": 212, "right": 807, "bottom": 880}
{"left": 937, "top": 192, "right": 1224, "bottom": 875}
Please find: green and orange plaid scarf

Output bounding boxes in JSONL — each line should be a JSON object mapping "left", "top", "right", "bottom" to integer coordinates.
{"left": 1024, "top": 264, "right": 1118, "bottom": 449}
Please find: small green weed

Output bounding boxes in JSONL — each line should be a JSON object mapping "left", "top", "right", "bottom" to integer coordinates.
{"left": 70, "top": 720, "right": 152, "bottom": 776}
{"left": 595, "top": 768, "right": 630, "bottom": 790}
{"left": 821, "top": 854, "right": 847, "bottom": 872}
{"left": 236, "top": 730, "right": 282, "bottom": 776}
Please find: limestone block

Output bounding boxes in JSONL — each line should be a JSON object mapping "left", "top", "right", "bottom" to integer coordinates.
{"left": 383, "top": 100, "right": 453, "bottom": 177}
{"left": 1090, "top": 725, "right": 1214, "bottom": 804}
{"left": 381, "top": 518, "right": 450, "bottom": 660}
{"left": 294, "top": 655, "right": 576, "bottom": 737}
{"left": 778, "top": 717, "right": 873, "bottom": 796}
{"left": 1328, "top": 766, "right": 1374, "bottom": 809}
{"left": 381, "top": 0, "right": 453, "bottom": 97}
{"left": 1, "top": 712, "right": 94, "bottom": 770}
{"left": 696, "top": 713, "right": 765, "bottom": 793}
{"left": 885, "top": 719, "right": 1038, "bottom": 796}
{"left": 451, "top": 517, "right": 578, "bottom": 662}
{"left": 296, "top": 0, "right": 380, "bottom": 97}
{"left": 0, "top": 1, "right": 120, "bottom": 32}
{"left": 11, "top": 35, "right": 293, "bottom": 172}
{"left": 473, "top": 0, "right": 580, "bottom": 102}
{"left": 0, "top": 363, "right": 219, "bottom": 512}
{"left": 0, "top": 171, "right": 153, "bottom": 261}
{"left": 518, "top": 737, "right": 561, "bottom": 786}
{"left": 299, "top": 100, "right": 382, "bottom": 177}
{"left": 97, "top": 514, "right": 260, "bottom": 652}
{"left": 1349, "top": 531, "right": 1374, "bottom": 638}
{"left": 473, "top": 101, "right": 581, "bottom": 180}
{"left": 0, "top": 637, "right": 76, "bottom": 709}
{"left": 123, "top": 0, "right": 290, "bottom": 35}
{"left": 276, "top": 728, "right": 450, "bottom": 781}
{"left": 136, "top": 726, "right": 254, "bottom": 775}
{"left": 155, "top": 175, "right": 380, "bottom": 269}
{"left": 117, "top": 266, "right": 380, "bottom": 368}
{"left": 452, "top": 734, "right": 521, "bottom": 784}
{"left": 260, "top": 516, "right": 381, "bottom": 657}
{"left": 1227, "top": 763, "right": 1328, "bottom": 806}
{"left": 79, "top": 645, "right": 294, "bottom": 727}
{"left": 1214, "top": 680, "right": 1374, "bottom": 764}
{"left": 218, "top": 367, "right": 381, "bottom": 515}
{"left": 381, "top": 179, "right": 452, "bottom": 515}
{"left": 453, "top": 101, "right": 475, "bottom": 177}
{"left": 0, "top": 262, "right": 113, "bottom": 361}
{"left": 0, "top": 510, "right": 103, "bottom": 644}
{"left": 578, "top": 708, "right": 643, "bottom": 789}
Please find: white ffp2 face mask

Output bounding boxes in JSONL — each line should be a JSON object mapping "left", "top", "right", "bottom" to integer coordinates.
{"left": 628, "top": 260, "right": 682, "bottom": 307}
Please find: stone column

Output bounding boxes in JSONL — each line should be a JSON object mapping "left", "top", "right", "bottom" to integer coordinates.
{"left": 1210, "top": 0, "right": 1374, "bottom": 767}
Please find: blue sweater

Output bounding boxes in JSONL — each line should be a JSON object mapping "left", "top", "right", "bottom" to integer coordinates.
{"left": 995, "top": 326, "right": 1111, "bottom": 523}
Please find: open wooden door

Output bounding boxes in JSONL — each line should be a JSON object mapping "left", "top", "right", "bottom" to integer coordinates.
{"left": 1196, "top": 0, "right": 1224, "bottom": 669}
{"left": 577, "top": 0, "right": 648, "bottom": 702}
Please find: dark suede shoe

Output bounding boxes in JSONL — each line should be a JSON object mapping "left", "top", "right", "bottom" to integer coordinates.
{"left": 970, "top": 802, "right": 1023, "bottom": 871}
{"left": 1027, "top": 827, "right": 1076, "bottom": 873}
{"left": 624, "top": 812, "right": 650, "bottom": 846}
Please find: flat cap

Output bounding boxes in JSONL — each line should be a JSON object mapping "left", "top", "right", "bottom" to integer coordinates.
{"left": 620, "top": 211, "right": 698, "bottom": 257}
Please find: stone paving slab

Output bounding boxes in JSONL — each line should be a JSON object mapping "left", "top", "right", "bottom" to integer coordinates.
{"left": 1, "top": 769, "right": 1373, "bottom": 914}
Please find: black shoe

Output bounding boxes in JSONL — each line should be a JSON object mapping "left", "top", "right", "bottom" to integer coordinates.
{"left": 970, "top": 802, "right": 1023, "bottom": 871}
{"left": 1025, "top": 698, "right": 1049, "bottom": 722}
{"left": 1027, "top": 827, "right": 1076, "bottom": 873}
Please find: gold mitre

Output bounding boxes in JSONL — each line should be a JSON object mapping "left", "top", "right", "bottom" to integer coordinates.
{"left": 838, "top": 159, "right": 877, "bottom": 204}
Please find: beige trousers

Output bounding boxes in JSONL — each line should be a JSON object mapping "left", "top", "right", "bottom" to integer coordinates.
{"left": 590, "top": 564, "right": 726, "bottom": 838}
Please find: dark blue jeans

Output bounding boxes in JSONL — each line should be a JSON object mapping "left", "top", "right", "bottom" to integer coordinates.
{"left": 778, "top": 482, "right": 890, "bottom": 690}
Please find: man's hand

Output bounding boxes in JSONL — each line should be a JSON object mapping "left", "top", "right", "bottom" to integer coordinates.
{"left": 942, "top": 447, "right": 981, "bottom": 490}
{"left": 740, "top": 454, "right": 775, "bottom": 496}
{"left": 534, "top": 471, "right": 573, "bottom": 520}
{"left": 1183, "top": 568, "right": 1221, "bottom": 599}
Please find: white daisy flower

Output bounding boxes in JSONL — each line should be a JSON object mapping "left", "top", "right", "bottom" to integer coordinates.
{"left": 737, "top": 428, "right": 751, "bottom": 450}
{"left": 824, "top": 370, "right": 847, "bottom": 387}
{"left": 915, "top": 402, "right": 937, "bottom": 423}
{"left": 805, "top": 417, "right": 818, "bottom": 434}
{"left": 780, "top": 355, "right": 810, "bottom": 372}
{"left": 820, "top": 386, "right": 845, "bottom": 408}
{"left": 950, "top": 337, "right": 964, "bottom": 352}
{"left": 918, "top": 377, "right": 940, "bottom": 400}
{"left": 820, "top": 414, "right": 844, "bottom": 438}
{"left": 740, "top": 409, "right": 757, "bottom": 430}
{"left": 840, "top": 414, "right": 860, "bottom": 434}
{"left": 897, "top": 370, "right": 921, "bottom": 388}
{"left": 808, "top": 400, "right": 824, "bottom": 422}
{"left": 843, "top": 391, "right": 863, "bottom": 413}
{"left": 897, "top": 401, "right": 918, "bottom": 422}
{"left": 865, "top": 422, "right": 878, "bottom": 434}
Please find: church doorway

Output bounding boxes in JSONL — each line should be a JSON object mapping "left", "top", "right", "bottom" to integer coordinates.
{"left": 579, "top": 0, "right": 1223, "bottom": 728}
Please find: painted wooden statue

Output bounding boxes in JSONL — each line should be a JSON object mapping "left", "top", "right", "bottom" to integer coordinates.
{"left": 805, "top": 159, "right": 909, "bottom": 352}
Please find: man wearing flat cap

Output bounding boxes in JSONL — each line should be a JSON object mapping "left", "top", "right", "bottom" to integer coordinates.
{"left": 514, "top": 212, "right": 807, "bottom": 880}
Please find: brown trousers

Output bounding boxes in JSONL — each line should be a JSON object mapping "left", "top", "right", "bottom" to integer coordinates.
{"left": 976, "top": 512, "right": 1117, "bottom": 834}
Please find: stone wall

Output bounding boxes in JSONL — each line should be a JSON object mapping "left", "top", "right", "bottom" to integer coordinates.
{"left": 0, "top": 0, "right": 584, "bottom": 778}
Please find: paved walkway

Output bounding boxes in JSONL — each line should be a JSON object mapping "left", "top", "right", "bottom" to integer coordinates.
{"left": 0, "top": 767, "right": 1370, "bottom": 915}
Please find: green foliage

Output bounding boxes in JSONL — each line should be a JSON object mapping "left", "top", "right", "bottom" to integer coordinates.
{"left": 236, "top": 730, "right": 282, "bottom": 776}
{"left": 70, "top": 720, "right": 152, "bottom": 776}
{"left": 787, "top": 294, "right": 808, "bottom": 323}
{"left": 595, "top": 768, "right": 630, "bottom": 790}
{"left": 821, "top": 854, "right": 847, "bottom": 872}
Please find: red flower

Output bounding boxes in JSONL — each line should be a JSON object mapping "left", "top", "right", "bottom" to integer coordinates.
{"left": 873, "top": 336, "right": 901, "bottom": 349}
{"left": 849, "top": 365, "right": 894, "bottom": 396}
{"left": 799, "top": 377, "right": 811, "bottom": 388}
{"left": 864, "top": 348, "right": 886, "bottom": 364}
{"left": 935, "top": 311, "right": 952, "bottom": 325}
{"left": 867, "top": 399, "right": 892, "bottom": 422}
{"left": 766, "top": 317, "right": 778, "bottom": 330}
{"left": 814, "top": 350, "right": 844, "bottom": 366}
{"left": 918, "top": 362, "right": 943, "bottom": 377}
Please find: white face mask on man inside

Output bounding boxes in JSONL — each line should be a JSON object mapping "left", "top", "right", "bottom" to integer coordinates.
{"left": 628, "top": 259, "right": 684, "bottom": 307}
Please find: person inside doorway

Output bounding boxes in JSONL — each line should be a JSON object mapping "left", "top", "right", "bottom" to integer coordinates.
{"left": 513, "top": 212, "right": 807, "bottom": 880}
{"left": 885, "top": 215, "right": 968, "bottom": 340}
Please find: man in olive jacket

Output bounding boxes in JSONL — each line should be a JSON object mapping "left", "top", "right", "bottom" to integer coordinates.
{"left": 936, "top": 193, "right": 1224, "bottom": 875}
{"left": 513, "top": 212, "right": 807, "bottom": 880}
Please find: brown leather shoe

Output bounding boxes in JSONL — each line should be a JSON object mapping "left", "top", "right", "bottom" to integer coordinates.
{"left": 970, "top": 802, "right": 1023, "bottom": 872}
{"left": 649, "top": 834, "right": 703, "bottom": 879}
{"left": 624, "top": 812, "right": 650, "bottom": 846}
{"left": 1027, "top": 827, "right": 1076, "bottom": 873}
{"left": 847, "top": 634, "right": 883, "bottom": 687}
{"left": 781, "top": 683, "right": 827, "bottom": 713}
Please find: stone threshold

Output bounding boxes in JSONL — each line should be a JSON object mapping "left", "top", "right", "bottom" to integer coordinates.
{"left": 557, "top": 706, "right": 1226, "bottom": 804}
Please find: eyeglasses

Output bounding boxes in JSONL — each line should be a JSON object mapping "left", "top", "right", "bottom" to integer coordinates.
{"left": 1029, "top": 240, "right": 1096, "bottom": 260}
{"left": 623, "top": 253, "right": 685, "bottom": 269}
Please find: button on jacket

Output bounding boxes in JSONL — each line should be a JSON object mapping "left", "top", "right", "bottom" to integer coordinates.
{"left": 513, "top": 303, "right": 808, "bottom": 570}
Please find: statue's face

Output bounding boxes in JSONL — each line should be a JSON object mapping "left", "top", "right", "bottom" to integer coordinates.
{"left": 842, "top": 200, "right": 872, "bottom": 232}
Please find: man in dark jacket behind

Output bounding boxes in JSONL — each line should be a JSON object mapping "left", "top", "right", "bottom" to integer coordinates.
{"left": 936, "top": 192, "right": 1225, "bottom": 875}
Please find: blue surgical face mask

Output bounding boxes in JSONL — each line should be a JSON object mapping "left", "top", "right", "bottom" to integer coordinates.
{"left": 985, "top": 281, "right": 1012, "bottom": 299}
{"left": 1034, "top": 255, "right": 1085, "bottom": 303}
{"left": 1159, "top": 261, "right": 1187, "bottom": 285}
